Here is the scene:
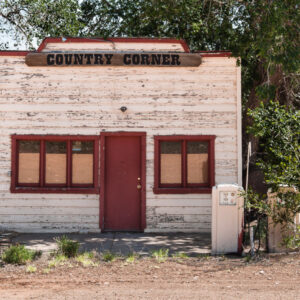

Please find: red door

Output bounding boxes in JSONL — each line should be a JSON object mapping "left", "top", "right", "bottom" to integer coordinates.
{"left": 100, "top": 133, "right": 146, "bottom": 231}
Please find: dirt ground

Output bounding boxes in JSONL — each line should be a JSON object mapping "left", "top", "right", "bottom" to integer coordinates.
{"left": 0, "top": 252, "right": 299, "bottom": 300}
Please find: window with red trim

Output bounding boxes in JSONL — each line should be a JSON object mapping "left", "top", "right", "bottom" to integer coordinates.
{"left": 11, "top": 135, "right": 99, "bottom": 193}
{"left": 154, "top": 136, "right": 215, "bottom": 194}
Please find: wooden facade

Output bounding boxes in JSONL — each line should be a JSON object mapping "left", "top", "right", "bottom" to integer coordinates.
{"left": 0, "top": 37, "right": 242, "bottom": 233}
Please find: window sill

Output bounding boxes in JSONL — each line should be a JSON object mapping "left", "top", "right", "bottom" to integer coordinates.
{"left": 153, "top": 187, "right": 212, "bottom": 194}
{"left": 10, "top": 187, "right": 99, "bottom": 194}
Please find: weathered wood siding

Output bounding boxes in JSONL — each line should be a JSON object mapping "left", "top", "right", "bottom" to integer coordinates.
{"left": 0, "top": 43, "right": 241, "bottom": 233}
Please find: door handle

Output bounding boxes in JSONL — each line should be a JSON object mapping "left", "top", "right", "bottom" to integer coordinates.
{"left": 137, "top": 184, "right": 142, "bottom": 190}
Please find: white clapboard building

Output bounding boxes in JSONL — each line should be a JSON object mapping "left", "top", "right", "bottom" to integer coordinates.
{"left": 0, "top": 37, "right": 242, "bottom": 233}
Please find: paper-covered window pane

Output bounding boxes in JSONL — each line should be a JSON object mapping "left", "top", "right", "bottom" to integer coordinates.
{"left": 18, "top": 141, "right": 40, "bottom": 184}
{"left": 45, "top": 141, "right": 67, "bottom": 184}
{"left": 187, "top": 141, "right": 208, "bottom": 184}
{"left": 160, "top": 141, "right": 181, "bottom": 184}
{"left": 72, "top": 141, "right": 94, "bottom": 184}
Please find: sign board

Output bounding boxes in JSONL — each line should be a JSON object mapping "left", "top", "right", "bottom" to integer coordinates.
{"left": 219, "top": 191, "right": 237, "bottom": 206}
{"left": 25, "top": 52, "right": 201, "bottom": 67}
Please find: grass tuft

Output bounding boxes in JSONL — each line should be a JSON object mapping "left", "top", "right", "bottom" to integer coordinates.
{"left": 42, "top": 268, "right": 51, "bottom": 274}
{"left": 102, "top": 250, "right": 116, "bottom": 262}
{"left": 76, "top": 252, "right": 98, "bottom": 267}
{"left": 48, "top": 254, "right": 68, "bottom": 268}
{"left": 55, "top": 235, "right": 79, "bottom": 258}
{"left": 126, "top": 252, "right": 139, "bottom": 263}
{"left": 26, "top": 265, "right": 37, "bottom": 273}
{"left": 172, "top": 252, "right": 189, "bottom": 259}
{"left": 2, "top": 245, "right": 41, "bottom": 265}
{"left": 197, "top": 253, "right": 211, "bottom": 260}
{"left": 151, "top": 248, "right": 169, "bottom": 263}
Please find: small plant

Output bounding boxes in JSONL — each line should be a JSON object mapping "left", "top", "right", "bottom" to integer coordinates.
{"left": 42, "top": 268, "right": 51, "bottom": 274}
{"left": 126, "top": 252, "right": 138, "bottom": 263}
{"left": 2, "top": 245, "right": 40, "bottom": 265}
{"left": 151, "top": 248, "right": 169, "bottom": 263}
{"left": 281, "top": 225, "right": 300, "bottom": 250}
{"left": 48, "top": 254, "right": 68, "bottom": 268}
{"left": 76, "top": 252, "right": 98, "bottom": 267}
{"left": 26, "top": 265, "right": 37, "bottom": 273}
{"left": 55, "top": 235, "right": 79, "bottom": 258}
{"left": 102, "top": 250, "right": 116, "bottom": 262}
{"left": 172, "top": 252, "right": 189, "bottom": 259}
{"left": 219, "top": 254, "right": 227, "bottom": 261}
{"left": 244, "top": 254, "right": 252, "bottom": 263}
{"left": 196, "top": 253, "right": 211, "bottom": 260}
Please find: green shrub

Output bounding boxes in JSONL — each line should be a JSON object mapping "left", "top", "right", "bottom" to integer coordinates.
{"left": 102, "top": 250, "right": 116, "bottom": 262}
{"left": 55, "top": 235, "right": 79, "bottom": 258}
{"left": 2, "top": 245, "right": 40, "bottom": 265}
{"left": 247, "top": 101, "right": 299, "bottom": 189}
{"left": 247, "top": 101, "right": 300, "bottom": 250}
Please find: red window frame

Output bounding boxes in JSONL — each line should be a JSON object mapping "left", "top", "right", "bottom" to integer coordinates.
{"left": 153, "top": 135, "right": 215, "bottom": 194}
{"left": 11, "top": 135, "right": 99, "bottom": 194}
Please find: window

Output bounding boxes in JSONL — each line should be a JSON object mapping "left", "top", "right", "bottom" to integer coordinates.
{"left": 11, "top": 135, "right": 99, "bottom": 193}
{"left": 154, "top": 135, "right": 215, "bottom": 194}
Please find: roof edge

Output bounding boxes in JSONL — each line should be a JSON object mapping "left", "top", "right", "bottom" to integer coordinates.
{"left": 195, "top": 51, "right": 232, "bottom": 57}
{"left": 37, "top": 37, "right": 191, "bottom": 53}
{"left": 0, "top": 51, "right": 31, "bottom": 56}
{"left": 0, "top": 41, "right": 232, "bottom": 57}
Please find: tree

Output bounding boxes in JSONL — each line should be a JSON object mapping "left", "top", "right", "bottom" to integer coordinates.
{"left": 0, "top": 0, "right": 83, "bottom": 49}
{"left": 247, "top": 101, "right": 300, "bottom": 250}
{"left": 247, "top": 101, "right": 300, "bottom": 189}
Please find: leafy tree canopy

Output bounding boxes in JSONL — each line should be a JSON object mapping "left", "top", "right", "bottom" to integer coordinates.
{"left": 248, "top": 101, "right": 300, "bottom": 189}
{"left": 0, "top": 0, "right": 83, "bottom": 49}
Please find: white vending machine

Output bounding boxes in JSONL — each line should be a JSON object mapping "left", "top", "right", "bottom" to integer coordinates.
{"left": 212, "top": 184, "right": 244, "bottom": 254}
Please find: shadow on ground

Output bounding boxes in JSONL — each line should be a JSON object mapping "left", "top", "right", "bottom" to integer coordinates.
{"left": 10, "top": 232, "right": 211, "bottom": 256}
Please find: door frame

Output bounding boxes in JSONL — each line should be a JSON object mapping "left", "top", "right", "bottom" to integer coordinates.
{"left": 100, "top": 132, "right": 146, "bottom": 231}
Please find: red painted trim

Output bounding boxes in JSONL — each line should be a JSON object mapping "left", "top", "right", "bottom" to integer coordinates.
{"left": 0, "top": 51, "right": 31, "bottom": 56}
{"left": 15, "top": 139, "right": 20, "bottom": 186}
{"left": 37, "top": 37, "right": 190, "bottom": 53}
{"left": 182, "top": 140, "right": 187, "bottom": 188}
{"left": 10, "top": 137, "right": 17, "bottom": 191}
{"left": 209, "top": 137, "right": 215, "bottom": 187}
{"left": 93, "top": 138, "right": 99, "bottom": 190}
{"left": 11, "top": 135, "right": 99, "bottom": 140}
{"left": 10, "top": 135, "right": 99, "bottom": 194}
{"left": 67, "top": 140, "right": 72, "bottom": 187}
{"left": 154, "top": 137, "right": 160, "bottom": 192}
{"left": 153, "top": 187, "right": 212, "bottom": 194}
{"left": 153, "top": 135, "right": 216, "bottom": 194}
{"left": 100, "top": 132, "right": 146, "bottom": 231}
{"left": 238, "top": 224, "right": 244, "bottom": 254}
{"left": 11, "top": 188, "right": 99, "bottom": 194}
{"left": 140, "top": 134, "right": 147, "bottom": 230}
{"left": 100, "top": 134, "right": 105, "bottom": 230}
{"left": 40, "top": 140, "right": 45, "bottom": 187}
